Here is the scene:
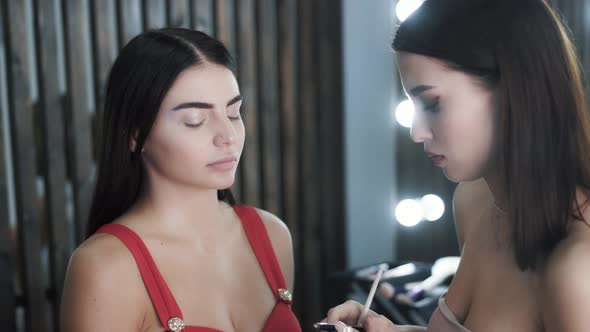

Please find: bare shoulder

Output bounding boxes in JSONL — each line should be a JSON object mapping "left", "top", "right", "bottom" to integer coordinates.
{"left": 254, "top": 208, "right": 295, "bottom": 290}
{"left": 60, "top": 232, "right": 146, "bottom": 332}
{"left": 452, "top": 178, "right": 490, "bottom": 249}
{"left": 255, "top": 208, "right": 292, "bottom": 241}
{"left": 540, "top": 210, "right": 590, "bottom": 331}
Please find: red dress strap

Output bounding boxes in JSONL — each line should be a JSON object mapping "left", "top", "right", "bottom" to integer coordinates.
{"left": 96, "top": 224, "right": 184, "bottom": 330}
{"left": 232, "top": 206, "right": 292, "bottom": 304}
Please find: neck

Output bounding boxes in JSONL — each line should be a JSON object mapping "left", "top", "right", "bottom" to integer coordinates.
{"left": 484, "top": 171, "right": 507, "bottom": 212}
{"left": 483, "top": 171, "right": 514, "bottom": 249}
{"left": 131, "top": 172, "right": 230, "bottom": 235}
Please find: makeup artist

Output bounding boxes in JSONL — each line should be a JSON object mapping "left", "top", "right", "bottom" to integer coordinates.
{"left": 324, "top": 0, "right": 590, "bottom": 331}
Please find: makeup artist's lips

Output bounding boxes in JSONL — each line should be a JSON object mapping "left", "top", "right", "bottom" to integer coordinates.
{"left": 207, "top": 157, "right": 238, "bottom": 171}
{"left": 426, "top": 152, "right": 446, "bottom": 166}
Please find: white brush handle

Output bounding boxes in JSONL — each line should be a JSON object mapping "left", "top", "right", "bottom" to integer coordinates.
{"left": 357, "top": 265, "right": 385, "bottom": 326}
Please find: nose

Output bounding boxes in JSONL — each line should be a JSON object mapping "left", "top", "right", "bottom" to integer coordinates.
{"left": 410, "top": 112, "right": 432, "bottom": 143}
{"left": 213, "top": 116, "right": 238, "bottom": 147}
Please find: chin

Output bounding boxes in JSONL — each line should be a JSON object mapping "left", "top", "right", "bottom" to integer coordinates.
{"left": 217, "top": 184, "right": 234, "bottom": 191}
{"left": 442, "top": 171, "right": 461, "bottom": 183}
{"left": 210, "top": 177, "right": 236, "bottom": 190}
{"left": 442, "top": 167, "right": 481, "bottom": 183}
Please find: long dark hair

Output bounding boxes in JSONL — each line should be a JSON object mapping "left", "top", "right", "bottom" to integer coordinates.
{"left": 394, "top": 0, "right": 590, "bottom": 270}
{"left": 87, "top": 28, "right": 237, "bottom": 237}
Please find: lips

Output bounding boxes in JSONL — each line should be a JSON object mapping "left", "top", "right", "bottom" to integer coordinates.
{"left": 425, "top": 152, "right": 445, "bottom": 166}
{"left": 207, "top": 156, "right": 238, "bottom": 171}
{"left": 208, "top": 156, "right": 238, "bottom": 166}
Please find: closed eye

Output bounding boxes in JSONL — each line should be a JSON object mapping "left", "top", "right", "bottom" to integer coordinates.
{"left": 227, "top": 102, "right": 242, "bottom": 120}
{"left": 184, "top": 121, "right": 204, "bottom": 128}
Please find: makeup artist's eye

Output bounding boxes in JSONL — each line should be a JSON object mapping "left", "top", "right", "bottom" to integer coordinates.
{"left": 423, "top": 98, "right": 440, "bottom": 113}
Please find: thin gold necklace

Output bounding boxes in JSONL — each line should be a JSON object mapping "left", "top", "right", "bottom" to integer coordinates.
{"left": 492, "top": 200, "right": 507, "bottom": 215}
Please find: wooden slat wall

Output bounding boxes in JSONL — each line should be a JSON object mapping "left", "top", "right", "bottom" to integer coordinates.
{"left": 236, "top": 0, "right": 261, "bottom": 208}
{"left": 4, "top": 0, "right": 51, "bottom": 331}
{"left": 191, "top": 0, "right": 215, "bottom": 36}
{"left": 63, "top": 0, "right": 96, "bottom": 245}
{"left": 1, "top": 1, "right": 345, "bottom": 331}
{"left": 216, "top": 0, "right": 235, "bottom": 57}
{"left": 317, "top": 0, "right": 346, "bottom": 317}
{"left": 34, "top": 0, "right": 72, "bottom": 327}
{"left": 0, "top": 2, "right": 17, "bottom": 330}
{"left": 117, "top": 0, "right": 142, "bottom": 47}
{"left": 90, "top": 0, "right": 118, "bottom": 160}
{"left": 277, "top": 0, "right": 300, "bottom": 317}
{"left": 258, "top": 0, "right": 282, "bottom": 216}
{"left": 143, "top": 0, "right": 166, "bottom": 30}
{"left": 299, "top": 0, "right": 324, "bottom": 326}
{"left": 168, "top": 0, "right": 190, "bottom": 29}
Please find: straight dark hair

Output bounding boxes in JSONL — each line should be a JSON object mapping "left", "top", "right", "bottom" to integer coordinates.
{"left": 394, "top": 0, "right": 590, "bottom": 270}
{"left": 87, "top": 28, "right": 237, "bottom": 237}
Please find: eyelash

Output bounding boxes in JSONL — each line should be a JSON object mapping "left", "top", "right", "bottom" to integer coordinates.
{"left": 185, "top": 122, "right": 204, "bottom": 128}
{"left": 184, "top": 112, "right": 242, "bottom": 128}
{"left": 228, "top": 105, "right": 242, "bottom": 120}
{"left": 423, "top": 99, "right": 440, "bottom": 113}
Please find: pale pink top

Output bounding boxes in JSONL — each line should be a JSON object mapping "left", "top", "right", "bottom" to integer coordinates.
{"left": 427, "top": 295, "right": 471, "bottom": 332}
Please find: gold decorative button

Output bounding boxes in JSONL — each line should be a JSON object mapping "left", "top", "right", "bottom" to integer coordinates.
{"left": 278, "top": 288, "right": 292, "bottom": 303}
{"left": 168, "top": 317, "right": 185, "bottom": 331}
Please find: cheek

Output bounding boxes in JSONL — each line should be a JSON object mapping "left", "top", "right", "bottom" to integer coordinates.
{"left": 446, "top": 109, "right": 496, "bottom": 173}
{"left": 468, "top": 109, "right": 495, "bottom": 154}
{"left": 430, "top": 112, "right": 464, "bottom": 151}
{"left": 145, "top": 124, "right": 210, "bottom": 166}
{"left": 173, "top": 136, "right": 209, "bottom": 161}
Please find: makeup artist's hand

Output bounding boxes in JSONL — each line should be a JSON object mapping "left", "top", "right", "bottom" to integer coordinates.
{"left": 323, "top": 300, "right": 399, "bottom": 332}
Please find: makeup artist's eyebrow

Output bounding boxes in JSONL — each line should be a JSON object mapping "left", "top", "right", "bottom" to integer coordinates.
{"left": 171, "top": 95, "right": 242, "bottom": 111}
{"left": 408, "top": 85, "right": 434, "bottom": 97}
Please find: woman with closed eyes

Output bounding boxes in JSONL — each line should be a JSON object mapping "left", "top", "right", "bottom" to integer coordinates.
{"left": 60, "top": 28, "right": 301, "bottom": 332}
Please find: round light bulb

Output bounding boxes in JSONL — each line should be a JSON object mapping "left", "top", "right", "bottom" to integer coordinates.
{"left": 395, "top": 199, "right": 423, "bottom": 227}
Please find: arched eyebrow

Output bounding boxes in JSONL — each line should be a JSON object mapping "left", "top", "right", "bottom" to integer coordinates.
{"left": 226, "top": 95, "right": 243, "bottom": 107}
{"left": 407, "top": 85, "right": 434, "bottom": 97}
{"left": 171, "top": 95, "right": 242, "bottom": 111}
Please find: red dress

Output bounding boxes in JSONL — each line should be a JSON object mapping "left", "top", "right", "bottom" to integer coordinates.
{"left": 96, "top": 205, "right": 302, "bottom": 332}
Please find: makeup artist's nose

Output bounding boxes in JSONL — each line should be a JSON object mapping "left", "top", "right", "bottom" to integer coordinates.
{"left": 213, "top": 117, "right": 238, "bottom": 147}
{"left": 410, "top": 113, "right": 432, "bottom": 143}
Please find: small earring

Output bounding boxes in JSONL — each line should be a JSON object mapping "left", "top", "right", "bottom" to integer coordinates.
{"left": 141, "top": 147, "right": 145, "bottom": 153}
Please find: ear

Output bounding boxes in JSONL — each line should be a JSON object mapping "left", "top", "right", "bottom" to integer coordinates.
{"left": 129, "top": 129, "right": 139, "bottom": 152}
